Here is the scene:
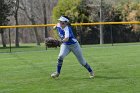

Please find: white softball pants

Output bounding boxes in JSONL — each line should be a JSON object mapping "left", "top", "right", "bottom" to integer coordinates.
{"left": 58, "top": 42, "right": 87, "bottom": 66}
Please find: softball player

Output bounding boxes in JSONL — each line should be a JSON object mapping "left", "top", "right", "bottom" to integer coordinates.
{"left": 51, "top": 16, "right": 94, "bottom": 78}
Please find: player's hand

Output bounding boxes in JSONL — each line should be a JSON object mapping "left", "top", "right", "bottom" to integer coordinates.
{"left": 53, "top": 25, "right": 57, "bottom": 29}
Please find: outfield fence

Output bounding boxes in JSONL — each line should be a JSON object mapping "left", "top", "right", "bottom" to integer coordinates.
{"left": 0, "top": 21, "right": 140, "bottom": 53}
{"left": 0, "top": 22, "right": 140, "bottom": 28}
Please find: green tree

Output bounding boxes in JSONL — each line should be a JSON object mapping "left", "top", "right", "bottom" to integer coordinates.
{"left": 52, "top": 0, "right": 140, "bottom": 44}
{"left": 0, "top": 0, "right": 13, "bottom": 47}
{"left": 52, "top": 0, "right": 81, "bottom": 23}
{"left": 52, "top": 0, "right": 93, "bottom": 44}
{"left": 52, "top": 0, "right": 93, "bottom": 23}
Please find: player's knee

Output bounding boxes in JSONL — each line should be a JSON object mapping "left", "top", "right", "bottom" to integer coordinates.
{"left": 81, "top": 61, "right": 87, "bottom": 66}
{"left": 77, "top": 58, "right": 87, "bottom": 66}
{"left": 58, "top": 55, "right": 64, "bottom": 60}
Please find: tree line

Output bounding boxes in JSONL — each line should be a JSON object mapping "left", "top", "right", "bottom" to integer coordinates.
{"left": 0, "top": 0, "right": 140, "bottom": 47}
{"left": 53, "top": 0, "right": 140, "bottom": 44}
{"left": 0, "top": 0, "right": 58, "bottom": 47}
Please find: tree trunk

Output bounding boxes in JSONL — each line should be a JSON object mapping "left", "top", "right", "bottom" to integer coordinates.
{"left": 0, "top": 30, "right": 6, "bottom": 47}
{"left": 21, "top": 0, "right": 40, "bottom": 46}
{"left": 15, "top": 0, "right": 20, "bottom": 47}
{"left": 30, "top": 4, "right": 40, "bottom": 46}
{"left": 31, "top": 19, "right": 40, "bottom": 46}
{"left": 15, "top": 15, "right": 19, "bottom": 47}
{"left": 43, "top": 3, "right": 48, "bottom": 38}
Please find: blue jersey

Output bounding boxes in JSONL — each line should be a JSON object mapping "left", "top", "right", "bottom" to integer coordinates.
{"left": 56, "top": 23, "right": 77, "bottom": 45}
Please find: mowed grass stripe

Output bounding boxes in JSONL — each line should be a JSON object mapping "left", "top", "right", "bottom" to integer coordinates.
{"left": 0, "top": 43, "right": 140, "bottom": 93}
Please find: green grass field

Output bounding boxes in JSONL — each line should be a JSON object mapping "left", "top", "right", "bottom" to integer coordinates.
{"left": 0, "top": 43, "right": 140, "bottom": 93}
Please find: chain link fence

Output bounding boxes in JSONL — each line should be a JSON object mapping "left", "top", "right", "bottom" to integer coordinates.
{"left": 0, "top": 0, "right": 140, "bottom": 53}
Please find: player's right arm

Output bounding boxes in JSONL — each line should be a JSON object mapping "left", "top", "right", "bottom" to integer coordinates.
{"left": 53, "top": 23, "right": 60, "bottom": 29}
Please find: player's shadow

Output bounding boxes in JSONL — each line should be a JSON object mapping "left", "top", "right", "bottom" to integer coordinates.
{"left": 75, "top": 75, "right": 128, "bottom": 80}
{"left": 95, "top": 75, "right": 127, "bottom": 79}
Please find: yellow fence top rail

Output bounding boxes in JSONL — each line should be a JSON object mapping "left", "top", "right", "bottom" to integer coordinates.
{"left": 0, "top": 21, "right": 140, "bottom": 29}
